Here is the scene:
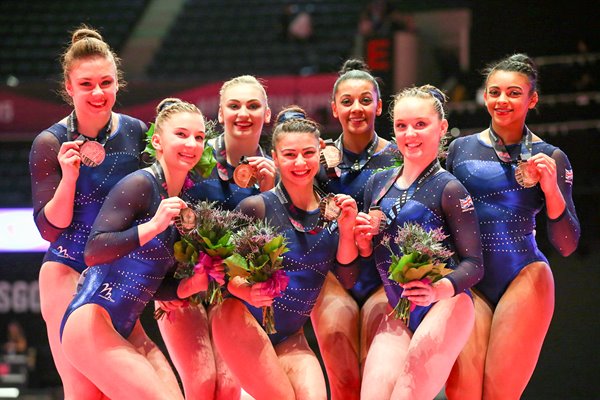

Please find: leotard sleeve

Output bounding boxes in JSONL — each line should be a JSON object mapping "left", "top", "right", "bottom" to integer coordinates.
{"left": 440, "top": 179, "right": 484, "bottom": 294}
{"left": 29, "top": 131, "right": 65, "bottom": 242}
{"left": 545, "top": 148, "right": 580, "bottom": 256}
{"left": 84, "top": 172, "right": 152, "bottom": 266}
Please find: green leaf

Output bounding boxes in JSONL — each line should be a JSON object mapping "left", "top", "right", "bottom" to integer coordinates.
{"left": 194, "top": 144, "right": 217, "bottom": 178}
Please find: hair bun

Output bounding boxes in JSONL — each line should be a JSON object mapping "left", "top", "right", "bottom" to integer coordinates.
{"left": 339, "top": 59, "right": 370, "bottom": 75}
{"left": 71, "top": 26, "right": 103, "bottom": 44}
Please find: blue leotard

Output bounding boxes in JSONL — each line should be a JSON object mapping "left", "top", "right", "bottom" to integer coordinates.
{"left": 235, "top": 187, "right": 358, "bottom": 345}
{"left": 184, "top": 134, "right": 266, "bottom": 210}
{"left": 446, "top": 131, "right": 580, "bottom": 305}
{"left": 316, "top": 134, "right": 398, "bottom": 304}
{"left": 363, "top": 167, "right": 483, "bottom": 332}
{"left": 60, "top": 169, "right": 178, "bottom": 339}
{"left": 29, "top": 114, "right": 146, "bottom": 273}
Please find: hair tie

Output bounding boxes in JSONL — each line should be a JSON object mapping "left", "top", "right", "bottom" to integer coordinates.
{"left": 428, "top": 89, "right": 444, "bottom": 104}
{"left": 158, "top": 100, "right": 179, "bottom": 113}
{"left": 277, "top": 110, "right": 305, "bottom": 124}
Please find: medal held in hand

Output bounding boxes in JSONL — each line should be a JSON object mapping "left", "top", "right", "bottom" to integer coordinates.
{"left": 320, "top": 141, "right": 342, "bottom": 178}
{"left": 233, "top": 157, "right": 258, "bottom": 188}
{"left": 79, "top": 140, "right": 106, "bottom": 167}
{"left": 175, "top": 207, "right": 197, "bottom": 235}
{"left": 368, "top": 205, "right": 386, "bottom": 234}
{"left": 319, "top": 193, "right": 341, "bottom": 221}
{"left": 515, "top": 160, "right": 540, "bottom": 188}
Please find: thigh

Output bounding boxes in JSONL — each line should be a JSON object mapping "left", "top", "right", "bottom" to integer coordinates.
{"left": 276, "top": 330, "right": 327, "bottom": 400}
{"left": 157, "top": 302, "right": 217, "bottom": 398}
{"left": 484, "top": 261, "right": 554, "bottom": 399}
{"left": 445, "top": 290, "right": 493, "bottom": 400}
{"left": 62, "top": 304, "right": 183, "bottom": 400}
{"left": 39, "top": 262, "right": 104, "bottom": 399}
{"left": 361, "top": 312, "right": 412, "bottom": 400}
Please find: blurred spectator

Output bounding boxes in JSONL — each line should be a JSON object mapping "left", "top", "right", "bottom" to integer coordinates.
{"left": 279, "top": 3, "right": 319, "bottom": 75}
{"left": 3, "top": 321, "right": 27, "bottom": 355}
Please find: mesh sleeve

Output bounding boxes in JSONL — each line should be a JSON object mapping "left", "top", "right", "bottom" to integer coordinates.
{"left": 84, "top": 172, "right": 152, "bottom": 266}
{"left": 235, "top": 195, "right": 267, "bottom": 220}
{"left": 440, "top": 179, "right": 484, "bottom": 294}
{"left": 545, "top": 148, "right": 580, "bottom": 256}
{"left": 29, "top": 131, "right": 66, "bottom": 242}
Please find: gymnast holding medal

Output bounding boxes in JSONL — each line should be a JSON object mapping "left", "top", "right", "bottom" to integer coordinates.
{"left": 311, "top": 58, "right": 398, "bottom": 400}
{"left": 445, "top": 53, "right": 581, "bottom": 399}
{"left": 29, "top": 25, "right": 147, "bottom": 399}
{"left": 156, "top": 75, "right": 276, "bottom": 400}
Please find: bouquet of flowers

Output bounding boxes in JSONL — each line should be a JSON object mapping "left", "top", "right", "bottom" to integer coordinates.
{"left": 383, "top": 222, "right": 454, "bottom": 325}
{"left": 154, "top": 201, "right": 252, "bottom": 320}
{"left": 143, "top": 119, "right": 218, "bottom": 178}
{"left": 223, "top": 219, "right": 290, "bottom": 334}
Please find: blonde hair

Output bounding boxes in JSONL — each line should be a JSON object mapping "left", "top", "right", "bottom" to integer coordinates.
{"left": 219, "top": 75, "right": 269, "bottom": 104}
{"left": 154, "top": 98, "right": 203, "bottom": 134}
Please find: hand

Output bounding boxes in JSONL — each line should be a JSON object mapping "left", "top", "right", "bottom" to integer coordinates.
{"left": 354, "top": 212, "right": 374, "bottom": 257}
{"left": 57, "top": 140, "right": 83, "bottom": 181}
{"left": 247, "top": 156, "right": 276, "bottom": 192}
{"left": 156, "top": 299, "right": 187, "bottom": 313}
{"left": 401, "top": 278, "right": 454, "bottom": 307}
{"left": 334, "top": 194, "right": 358, "bottom": 232}
{"left": 227, "top": 276, "right": 275, "bottom": 307}
{"left": 178, "top": 269, "right": 209, "bottom": 299}
{"left": 528, "top": 153, "right": 559, "bottom": 195}
{"left": 151, "top": 197, "right": 187, "bottom": 234}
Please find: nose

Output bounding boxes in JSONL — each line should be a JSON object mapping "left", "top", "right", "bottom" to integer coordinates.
{"left": 405, "top": 126, "right": 417, "bottom": 137}
{"left": 294, "top": 154, "right": 307, "bottom": 166}
{"left": 92, "top": 84, "right": 103, "bottom": 96}
{"left": 350, "top": 99, "right": 362, "bottom": 112}
{"left": 238, "top": 106, "right": 250, "bottom": 117}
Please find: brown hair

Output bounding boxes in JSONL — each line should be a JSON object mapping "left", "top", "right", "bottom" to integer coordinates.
{"left": 390, "top": 84, "right": 448, "bottom": 120}
{"left": 272, "top": 105, "right": 320, "bottom": 147}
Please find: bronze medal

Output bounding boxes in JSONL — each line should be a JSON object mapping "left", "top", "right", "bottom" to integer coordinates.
{"left": 320, "top": 144, "right": 342, "bottom": 169}
{"left": 368, "top": 206, "right": 386, "bottom": 234}
{"left": 79, "top": 140, "right": 106, "bottom": 167}
{"left": 515, "top": 161, "right": 539, "bottom": 188}
{"left": 233, "top": 163, "right": 257, "bottom": 188}
{"left": 319, "top": 193, "right": 341, "bottom": 221}
{"left": 175, "top": 207, "right": 197, "bottom": 235}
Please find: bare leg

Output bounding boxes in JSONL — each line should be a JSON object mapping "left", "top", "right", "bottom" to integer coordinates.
{"left": 359, "top": 286, "right": 387, "bottom": 374}
{"left": 62, "top": 304, "right": 184, "bottom": 400}
{"left": 157, "top": 302, "right": 217, "bottom": 399}
{"left": 276, "top": 329, "right": 327, "bottom": 400}
{"left": 38, "top": 262, "right": 105, "bottom": 400}
{"left": 483, "top": 262, "right": 554, "bottom": 400}
{"left": 361, "top": 310, "right": 412, "bottom": 400}
{"left": 211, "top": 298, "right": 295, "bottom": 400}
{"left": 446, "top": 291, "right": 492, "bottom": 400}
{"left": 310, "top": 272, "right": 360, "bottom": 400}
{"left": 392, "top": 293, "right": 474, "bottom": 400}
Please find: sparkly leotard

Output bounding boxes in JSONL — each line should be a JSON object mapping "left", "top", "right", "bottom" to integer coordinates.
{"left": 184, "top": 134, "right": 267, "bottom": 210}
{"left": 29, "top": 114, "right": 146, "bottom": 273}
{"left": 446, "top": 132, "right": 580, "bottom": 305}
{"left": 364, "top": 167, "right": 483, "bottom": 332}
{"left": 60, "top": 169, "right": 178, "bottom": 339}
{"left": 235, "top": 187, "right": 358, "bottom": 345}
{"left": 316, "top": 135, "right": 398, "bottom": 304}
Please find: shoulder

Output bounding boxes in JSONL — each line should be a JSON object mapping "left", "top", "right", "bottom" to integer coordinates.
{"left": 237, "top": 192, "right": 268, "bottom": 218}
{"left": 117, "top": 113, "right": 148, "bottom": 133}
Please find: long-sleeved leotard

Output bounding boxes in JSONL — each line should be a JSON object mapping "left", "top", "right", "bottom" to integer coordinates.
{"left": 60, "top": 169, "right": 178, "bottom": 339}
{"left": 235, "top": 189, "right": 359, "bottom": 345}
{"left": 316, "top": 135, "right": 398, "bottom": 304}
{"left": 446, "top": 132, "right": 580, "bottom": 305}
{"left": 183, "top": 134, "right": 267, "bottom": 210}
{"left": 363, "top": 168, "right": 483, "bottom": 332}
{"left": 29, "top": 114, "right": 146, "bottom": 273}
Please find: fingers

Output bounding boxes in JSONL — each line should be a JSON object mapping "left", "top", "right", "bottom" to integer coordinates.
{"left": 401, "top": 281, "right": 434, "bottom": 306}
{"left": 249, "top": 283, "right": 275, "bottom": 307}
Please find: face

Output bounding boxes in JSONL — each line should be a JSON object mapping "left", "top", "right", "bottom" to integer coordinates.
{"left": 393, "top": 97, "right": 447, "bottom": 164}
{"left": 484, "top": 70, "right": 538, "bottom": 131}
{"left": 65, "top": 56, "right": 118, "bottom": 121}
{"left": 218, "top": 83, "right": 271, "bottom": 140}
{"left": 331, "top": 79, "right": 382, "bottom": 137}
{"left": 272, "top": 132, "right": 320, "bottom": 186}
{"left": 152, "top": 112, "right": 206, "bottom": 172}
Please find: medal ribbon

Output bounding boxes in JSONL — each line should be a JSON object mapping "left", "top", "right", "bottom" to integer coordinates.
{"left": 212, "top": 134, "right": 265, "bottom": 182}
{"left": 67, "top": 110, "right": 112, "bottom": 145}
{"left": 488, "top": 125, "right": 533, "bottom": 163}
{"left": 273, "top": 183, "right": 334, "bottom": 234}
{"left": 149, "top": 162, "right": 169, "bottom": 199}
{"left": 335, "top": 133, "right": 380, "bottom": 172}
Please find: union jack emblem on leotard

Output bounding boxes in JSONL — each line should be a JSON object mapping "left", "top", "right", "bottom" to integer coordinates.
{"left": 565, "top": 169, "right": 573, "bottom": 185}
{"left": 459, "top": 195, "right": 474, "bottom": 212}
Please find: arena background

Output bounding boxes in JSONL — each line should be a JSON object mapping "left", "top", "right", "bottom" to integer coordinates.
{"left": 0, "top": 1, "right": 598, "bottom": 398}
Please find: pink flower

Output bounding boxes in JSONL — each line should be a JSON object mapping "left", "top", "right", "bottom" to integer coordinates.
{"left": 183, "top": 175, "right": 194, "bottom": 191}
{"left": 261, "top": 270, "right": 290, "bottom": 298}
{"left": 195, "top": 252, "right": 226, "bottom": 285}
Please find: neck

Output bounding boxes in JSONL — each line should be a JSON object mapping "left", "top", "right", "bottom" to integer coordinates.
{"left": 490, "top": 122, "right": 524, "bottom": 145}
{"left": 158, "top": 159, "right": 187, "bottom": 197}
{"left": 224, "top": 133, "right": 259, "bottom": 166}
{"left": 75, "top": 112, "right": 112, "bottom": 138}
{"left": 283, "top": 180, "right": 318, "bottom": 211}
{"left": 343, "top": 131, "right": 375, "bottom": 154}
{"left": 397, "top": 157, "right": 435, "bottom": 189}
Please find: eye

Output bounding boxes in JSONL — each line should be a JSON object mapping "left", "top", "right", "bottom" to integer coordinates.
{"left": 509, "top": 89, "right": 523, "bottom": 97}
{"left": 487, "top": 89, "right": 499, "bottom": 97}
{"left": 340, "top": 98, "right": 352, "bottom": 106}
{"left": 395, "top": 122, "right": 406, "bottom": 130}
{"left": 248, "top": 102, "right": 261, "bottom": 110}
{"left": 227, "top": 103, "right": 240, "bottom": 110}
{"left": 195, "top": 133, "right": 205, "bottom": 142}
{"left": 360, "top": 97, "right": 373, "bottom": 105}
